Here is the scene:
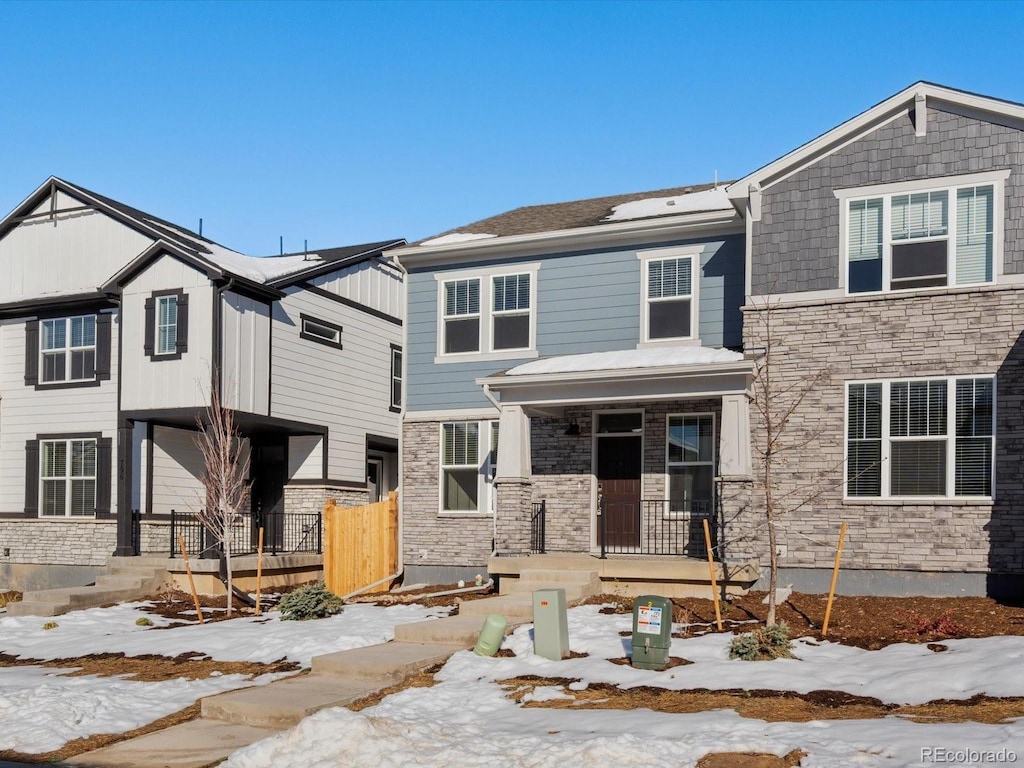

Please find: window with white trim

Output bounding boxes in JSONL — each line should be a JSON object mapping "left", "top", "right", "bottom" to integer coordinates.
{"left": 40, "top": 438, "right": 97, "bottom": 517}
{"left": 440, "top": 421, "right": 497, "bottom": 513}
{"left": 666, "top": 414, "right": 715, "bottom": 513}
{"left": 845, "top": 376, "right": 994, "bottom": 499}
{"left": 442, "top": 278, "right": 481, "bottom": 354}
{"left": 156, "top": 296, "right": 178, "bottom": 355}
{"left": 847, "top": 183, "right": 995, "bottom": 294}
{"left": 491, "top": 273, "right": 530, "bottom": 350}
{"left": 41, "top": 316, "right": 96, "bottom": 383}
{"left": 390, "top": 345, "right": 403, "bottom": 411}
{"left": 643, "top": 253, "right": 697, "bottom": 341}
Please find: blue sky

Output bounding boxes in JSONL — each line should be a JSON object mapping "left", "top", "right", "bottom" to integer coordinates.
{"left": 1, "top": 0, "right": 1021, "bottom": 255}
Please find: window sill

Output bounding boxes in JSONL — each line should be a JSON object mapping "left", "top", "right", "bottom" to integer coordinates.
{"left": 434, "top": 349, "right": 539, "bottom": 365}
{"left": 842, "top": 497, "right": 993, "bottom": 506}
{"left": 34, "top": 379, "right": 101, "bottom": 391}
{"left": 437, "top": 511, "right": 493, "bottom": 519}
{"left": 34, "top": 515, "right": 106, "bottom": 521}
{"left": 636, "top": 338, "right": 702, "bottom": 349}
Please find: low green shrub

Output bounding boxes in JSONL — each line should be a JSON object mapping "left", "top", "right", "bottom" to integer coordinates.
{"left": 728, "top": 621, "right": 793, "bottom": 661}
{"left": 41, "top": 621, "right": 58, "bottom": 631}
{"left": 278, "top": 582, "right": 343, "bottom": 621}
{"left": 136, "top": 616, "right": 154, "bottom": 627}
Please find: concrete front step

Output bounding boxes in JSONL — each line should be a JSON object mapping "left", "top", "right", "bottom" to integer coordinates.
{"left": 312, "top": 641, "right": 464, "bottom": 681}
{"left": 5, "top": 601, "right": 64, "bottom": 617}
{"left": 518, "top": 568, "right": 600, "bottom": 583}
{"left": 202, "top": 674, "right": 374, "bottom": 728}
{"left": 394, "top": 614, "right": 515, "bottom": 645}
{"left": 502, "top": 579, "right": 600, "bottom": 598}
{"left": 457, "top": 594, "right": 536, "bottom": 620}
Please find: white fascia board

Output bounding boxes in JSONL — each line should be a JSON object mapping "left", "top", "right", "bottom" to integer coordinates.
{"left": 389, "top": 210, "right": 743, "bottom": 269}
{"left": 727, "top": 82, "right": 1024, "bottom": 205}
{"left": 477, "top": 360, "right": 754, "bottom": 391}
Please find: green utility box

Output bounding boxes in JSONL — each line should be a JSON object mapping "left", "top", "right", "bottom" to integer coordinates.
{"left": 631, "top": 595, "right": 673, "bottom": 670}
{"left": 532, "top": 588, "right": 569, "bottom": 660}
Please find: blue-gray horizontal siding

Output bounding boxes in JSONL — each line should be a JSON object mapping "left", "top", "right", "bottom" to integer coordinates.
{"left": 752, "top": 105, "right": 1024, "bottom": 295}
{"left": 407, "top": 235, "right": 744, "bottom": 412}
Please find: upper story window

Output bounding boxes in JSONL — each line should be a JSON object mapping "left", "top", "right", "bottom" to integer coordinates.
{"left": 638, "top": 246, "right": 701, "bottom": 343}
{"left": 144, "top": 289, "right": 189, "bottom": 360}
{"left": 436, "top": 264, "right": 539, "bottom": 362}
{"left": 839, "top": 171, "right": 1007, "bottom": 295}
{"left": 300, "top": 314, "right": 343, "bottom": 349}
{"left": 845, "top": 376, "right": 994, "bottom": 500}
{"left": 390, "top": 344, "right": 403, "bottom": 412}
{"left": 41, "top": 316, "right": 96, "bottom": 383}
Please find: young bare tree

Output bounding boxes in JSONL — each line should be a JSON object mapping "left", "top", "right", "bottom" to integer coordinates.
{"left": 748, "top": 296, "right": 831, "bottom": 626}
{"left": 195, "top": 378, "right": 250, "bottom": 616}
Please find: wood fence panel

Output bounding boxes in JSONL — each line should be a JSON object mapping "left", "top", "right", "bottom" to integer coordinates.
{"left": 324, "top": 491, "right": 398, "bottom": 597}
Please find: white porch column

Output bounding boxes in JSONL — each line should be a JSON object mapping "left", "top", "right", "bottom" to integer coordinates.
{"left": 495, "top": 405, "right": 531, "bottom": 480}
{"left": 719, "top": 394, "right": 752, "bottom": 477}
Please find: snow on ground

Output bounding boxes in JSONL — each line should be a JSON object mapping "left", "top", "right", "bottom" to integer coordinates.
{"left": 224, "top": 605, "right": 1024, "bottom": 768}
{"left": 0, "top": 600, "right": 448, "bottom": 753}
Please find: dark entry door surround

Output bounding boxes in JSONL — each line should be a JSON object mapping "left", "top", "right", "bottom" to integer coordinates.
{"left": 596, "top": 433, "right": 642, "bottom": 549}
{"left": 250, "top": 438, "right": 287, "bottom": 549}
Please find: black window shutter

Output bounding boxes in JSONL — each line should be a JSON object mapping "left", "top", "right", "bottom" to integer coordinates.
{"left": 95, "top": 313, "right": 112, "bottom": 381}
{"left": 143, "top": 297, "right": 155, "bottom": 356}
{"left": 24, "top": 440, "right": 39, "bottom": 517}
{"left": 95, "top": 437, "right": 113, "bottom": 517}
{"left": 24, "top": 320, "right": 39, "bottom": 386}
{"left": 176, "top": 293, "right": 189, "bottom": 354}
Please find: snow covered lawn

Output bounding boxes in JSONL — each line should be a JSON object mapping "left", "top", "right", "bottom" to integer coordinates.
{"left": 0, "top": 600, "right": 449, "bottom": 754}
{"left": 224, "top": 605, "right": 1024, "bottom": 768}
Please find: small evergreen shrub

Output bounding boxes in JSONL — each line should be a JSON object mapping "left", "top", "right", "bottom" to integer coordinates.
{"left": 278, "top": 582, "right": 343, "bottom": 621}
{"left": 136, "top": 616, "right": 154, "bottom": 626}
{"left": 728, "top": 621, "right": 793, "bottom": 661}
{"left": 41, "top": 621, "right": 58, "bottom": 631}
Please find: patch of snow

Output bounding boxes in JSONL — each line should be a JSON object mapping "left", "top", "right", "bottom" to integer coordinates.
{"left": 419, "top": 232, "right": 497, "bottom": 246}
{"left": 604, "top": 187, "right": 733, "bottom": 222}
{"left": 505, "top": 346, "right": 745, "bottom": 376}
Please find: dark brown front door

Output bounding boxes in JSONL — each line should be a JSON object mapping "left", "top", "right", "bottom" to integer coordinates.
{"left": 597, "top": 435, "right": 642, "bottom": 548}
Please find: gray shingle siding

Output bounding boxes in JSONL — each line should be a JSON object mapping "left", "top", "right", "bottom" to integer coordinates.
{"left": 405, "top": 235, "right": 744, "bottom": 412}
{"left": 752, "top": 106, "right": 1024, "bottom": 295}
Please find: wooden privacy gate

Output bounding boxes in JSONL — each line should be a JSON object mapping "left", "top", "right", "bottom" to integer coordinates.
{"left": 323, "top": 491, "right": 399, "bottom": 597}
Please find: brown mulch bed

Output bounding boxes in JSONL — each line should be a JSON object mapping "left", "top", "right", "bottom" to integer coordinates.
{"left": 586, "top": 591, "right": 1024, "bottom": 649}
{"left": 697, "top": 750, "right": 807, "bottom": 768}
{"left": 499, "top": 676, "right": 1024, "bottom": 724}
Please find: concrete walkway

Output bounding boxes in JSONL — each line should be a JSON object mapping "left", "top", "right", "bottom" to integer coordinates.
{"left": 65, "top": 568, "right": 595, "bottom": 767}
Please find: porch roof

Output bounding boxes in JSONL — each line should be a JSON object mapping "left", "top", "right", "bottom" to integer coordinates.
{"left": 477, "top": 346, "right": 753, "bottom": 412}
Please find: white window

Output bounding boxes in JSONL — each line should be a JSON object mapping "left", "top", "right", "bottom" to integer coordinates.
{"left": 845, "top": 376, "right": 994, "bottom": 499}
{"left": 638, "top": 246, "right": 701, "bottom": 343}
{"left": 440, "top": 421, "right": 497, "bottom": 513}
{"left": 156, "top": 296, "right": 178, "bottom": 355}
{"left": 436, "top": 265, "right": 539, "bottom": 361}
{"left": 666, "top": 414, "right": 715, "bottom": 514}
{"left": 491, "top": 274, "right": 531, "bottom": 350}
{"left": 41, "top": 316, "right": 96, "bottom": 383}
{"left": 390, "top": 345, "right": 403, "bottom": 410}
{"left": 844, "top": 180, "right": 998, "bottom": 294}
{"left": 40, "top": 438, "right": 97, "bottom": 517}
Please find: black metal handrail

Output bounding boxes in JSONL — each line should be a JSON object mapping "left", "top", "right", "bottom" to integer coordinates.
{"left": 170, "top": 510, "right": 322, "bottom": 558}
{"left": 599, "top": 498, "right": 715, "bottom": 558}
{"left": 530, "top": 500, "right": 546, "bottom": 554}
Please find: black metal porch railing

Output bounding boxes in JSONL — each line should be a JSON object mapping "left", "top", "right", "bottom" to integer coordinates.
{"left": 530, "top": 500, "right": 546, "bottom": 554}
{"left": 170, "top": 511, "right": 323, "bottom": 558}
{"left": 599, "top": 498, "right": 715, "bottom": 559}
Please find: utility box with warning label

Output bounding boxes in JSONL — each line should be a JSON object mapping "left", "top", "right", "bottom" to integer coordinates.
{"left": 533, "top": 588, "right": 569, "bottom": 660}
{"left": 631, "top": 595, "right": 673, "bottom": 670}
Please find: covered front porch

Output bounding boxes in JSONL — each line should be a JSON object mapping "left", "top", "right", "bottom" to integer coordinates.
{"left": 478, "top": 346, "right": 757, "bottom": 568}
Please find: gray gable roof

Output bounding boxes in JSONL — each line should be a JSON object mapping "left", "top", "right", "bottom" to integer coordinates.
{"left": 418, "top": 181, "right": 734, "bottom": 243}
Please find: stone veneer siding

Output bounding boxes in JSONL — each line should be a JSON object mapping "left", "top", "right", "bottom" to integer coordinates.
{"left": 283, "top": 485, "right": 369, "bottom": 515}
{"left": 0, "top": 519, "right": 117, "bottom": 566}
{"left": 740, "top": 285, "right": 1024, "bottom": 576}
{"left": 752, "top": 106, "right": 1024, "bottom": 294}
{"left": 403, "top": 399, "right": 732, "bottom": 571}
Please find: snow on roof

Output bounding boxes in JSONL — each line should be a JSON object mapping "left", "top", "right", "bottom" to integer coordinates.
{"left": 419, "top": 232, "right": 497, "bottom": 246}
{"left": 603, "top": 187, "right": 733, "bottom": 222}
{"left": 505, "top": 346, "right": 744, "bottom": 377}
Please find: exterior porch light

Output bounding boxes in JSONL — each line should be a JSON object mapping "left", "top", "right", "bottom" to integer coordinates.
{"left": 564, "top": 419, "right": 581, "bottom": 436}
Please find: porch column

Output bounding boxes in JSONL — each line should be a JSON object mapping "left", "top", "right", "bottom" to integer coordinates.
{"left": 493, "top": 405, "right": 533, "bottom": 556}
{"left": 113, "top": 418, "right": 136, "bottom": 557}
{"left": 719, "top": 394, "right": 752, "bottom": 478}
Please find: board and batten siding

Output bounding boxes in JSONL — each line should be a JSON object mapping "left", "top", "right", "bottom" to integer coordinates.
{"left": 0, "top": 315, "right": 119, "bottom": 514}
{"left": 405, "top": 235, "right": 744, "bottom": 412}
{"left": 221, "top": 290, "right": 271, "bottom": 415}
{"left": 149, "top": 425, "right": 206, "bottom": 516}
{"left": 120, "top": 254, "right": 216, "bottom": 411}
{"left": 307, "top": 259, "right": 404, "bottom": 321}
{"left": 271, "top": 265, "right": 402, "bottom": 484}
{"left": 0, "top": 203, "right": 153, "bottom": 299}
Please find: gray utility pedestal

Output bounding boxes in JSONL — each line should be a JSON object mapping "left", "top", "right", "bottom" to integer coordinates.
{"left": 532, "top": 588, "right": 569, "bottom": 660}
{"left": 631, "top": 595, "right": 673, "bottom": 670}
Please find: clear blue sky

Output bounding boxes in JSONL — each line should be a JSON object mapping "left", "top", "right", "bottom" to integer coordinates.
{"left": 1, "top": 0, "right": 1021, "bottom": 255}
